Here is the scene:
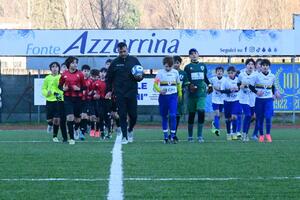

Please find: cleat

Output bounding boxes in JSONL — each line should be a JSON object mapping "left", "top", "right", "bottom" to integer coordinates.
{"left": 121, "top": 138, "right": 128, "bottom": 144}
{"left": 90, "top": 130, "right": 95, "bottom": 137}
{"left": 251, "top": 135, "right": 258, "bottom": 141}
{"left": 242, "top": 133, "right": 249, "bottom": 142}
{"left": 94, "top": 131, "right": 100, "bottom": 137}
{"left": 266, "top": 134, "right": 272, "bottom": 142}
{"left": 173, "top": 136, "right": 179, "bottom": 144}
{"left": 164, "top": 138, "right": 169, "bottom": 144}
{"left": 227, "top": 134, "right": 232, "bottom": 141}
{"left": 128, "top": 131, "right": 134, "bottom": 143}
{"left": 47, "top": 125, "right": 53, "bottom": 134}
{"left": 259, "top": 135, "right": 265, "bottom": 143}
{"left": 187, "top": 137, "right": 194, "bottom": 143}
{"left": 198, "top": 137, "right": 204, "bottom": 143}
{"left": 232, "top": 134, "right": 238, "bottom": 140}
{"left": 52, "top": 137, "right": 59, "bottom": 143}
{"left": 69, "top": 139, "right": 75, "bottom": 145}
{"left": 62, "top": 139, "right": 68, "bottom": 143}
{"left": 79, "top": 133, "right": 85, "bottom": 141}
{"left": 236, "top": 132, "right": 242, "bottom": 139}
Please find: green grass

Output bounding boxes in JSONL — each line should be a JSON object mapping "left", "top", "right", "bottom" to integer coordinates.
{"left": 0, "top": 128, "right": 300, "bottom": 199}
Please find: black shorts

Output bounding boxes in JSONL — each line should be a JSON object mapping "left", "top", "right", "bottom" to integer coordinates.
{"left": 81, "top": 100, "right": 92, "bottom": 115}
{"left": 89, "top": 100, "right": 98, "bottom": 116}
{"left": 64, "top": 96, "right": 82, "bottom": 118}
{"left": 46, "top": 101, "right": 64, "bottom": 119}
{"left": 97, "top": 99, "right": 112, "bottom": 118}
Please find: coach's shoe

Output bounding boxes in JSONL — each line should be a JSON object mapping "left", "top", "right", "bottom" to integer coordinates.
{"left": 74, "top": 130, "right": 80, "bottom": 140}
{"left": 52, "top": 137, "right": 59, "bottom": 143}
{"left": 198, "top": 137, "right": 204, "bottom": 143}
{"left": 227, "top": 134, "right": 232, "bottom": 141}
{"left": 47, "top": 125, "right": 53, "bottom": 134}
{"left": 90, "top": 130, "right": 95, "bottom": 137}
{"left": 121, "top": 137, "right": 128, "bottom": 144}
{"left": 266, "top": 134, "right": 272, "bottom": 143}
{"left": 259, "top": 135, "right": 265, "bottom": 143}
{"left": 69, "top": 139, "right": 75, "bottom": 145}
{"left": 128, "top": 131, "right": 134, "bottom": 143}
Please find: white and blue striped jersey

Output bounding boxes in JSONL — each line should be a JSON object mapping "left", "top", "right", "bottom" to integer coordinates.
{"left": 221, "top": 77, "right": 239, "bottom": 102}
{"left": 154, "top": 69, "right": 180, "bottom": 95}
{"left": 252, "top": 72, "right": 275, "bottom": 99}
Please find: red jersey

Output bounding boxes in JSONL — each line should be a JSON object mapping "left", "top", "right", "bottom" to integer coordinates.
{"left": 92, "top": 80, "right": 106, "bottom": 99}
{"left": 82, "top": 78, "right": 93, "bottom": 101}
{"left": 59, "top": 70, "right": 85, "bottom": 97}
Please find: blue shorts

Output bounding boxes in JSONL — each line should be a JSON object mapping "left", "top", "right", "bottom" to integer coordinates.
{"left": 240, "top": 103, "right": 251, "bottom": 117}
{"left": 255, "top": 98, "right": 274, "bottom": 118}
{"left": 224, "top": 100, "right": 241, "bottom": 119}
{"left": 212, "top": 103, "right": 224, "bottom": 112}
{"left": 159, "top": 93, "right": 178, "bottom": 117}
{"left": 250, "top": 106, "right": 255, "bottom": 116}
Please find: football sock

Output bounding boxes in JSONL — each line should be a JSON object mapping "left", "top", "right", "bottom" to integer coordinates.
{"left": 53, "top": 124, "right": 59, "bottom": 137}
{"left": 243, "top": 115, "right": 251, "bottom": 134}
{"left": 266, "top": 118, "right": 272, "bottom": 134}
{"left": 188, "top": 124, "right": 193, "bottom": 138}
{"left": 80, "top": 119, "right": 87, "bottom": 135}
{"left": 197, "top": 123, "right": 203, "bottom": 138}
{"left": 214, "top": 115, "right": 220, "bottom": 129}
{"left": 237, "top": 115, "right": 241, "bottom": 132}
{"left": 67, "top": 121, "right": 74, "bottom": 139}
{"left": 232, "top": 119, "right": 237, "bottom": 133}
{"left": 225, "top": 119, "right": 231, "bottom": 134}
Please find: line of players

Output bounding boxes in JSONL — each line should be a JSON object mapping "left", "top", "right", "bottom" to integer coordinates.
{"left": 42, "top": 57, "right": 120, "bottom": 145}
{"left": 154, "top": 49, "right": 280, "bottom": 143}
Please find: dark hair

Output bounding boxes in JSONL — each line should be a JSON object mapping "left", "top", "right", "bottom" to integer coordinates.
{"left": 81, "top": 64, "right": 90, "bottom": 71}
{"left": 189, "top": 48, "right": 198, "bottom": 55}
{"left": 49, "top": 62, "right": 60, "bottom": 72}
{"left": 64, "top": 56, "right": 78, "bottom": 69}
{"left": 245, "top": 58, "right": 256, "bottom": 66}
{"left": 227, "top": 66, "right": 236, "bottom": 72}
{"left": 100, "top": 67, "right": 107, "bottom": 73}
{"left": 173, "top": 56, "right": 182, "bottom": 64}
{"left": 261, "top": 59, "right": 271, "bottom": 66}
{"left": 105, "top": 59, "right": 112, "bottom": 64}
{"left": 215, "top": 66, "right": 224, "bottom": 72}
{"left": 163, "top": 56, "right": 174, "bottom": 67}
{"left": 256, "top": 58, "right": 262, "bottom": 64}
{"left": 90, "top": 69, "right": 99, "bottom": 76}
{"left": 117, "top": 42, "right": 127, "bottom": 49}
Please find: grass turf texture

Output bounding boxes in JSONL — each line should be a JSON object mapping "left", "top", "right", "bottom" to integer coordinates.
{"left": 0, "top": 128, "right": 299, "bottom": 199}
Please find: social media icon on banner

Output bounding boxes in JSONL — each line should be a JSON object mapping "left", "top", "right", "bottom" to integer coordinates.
{"left": 256, "top": 47, "right": 261, "bottom": 52}
{"left": 249, "top": 46, "right": 255, "bottom": 53}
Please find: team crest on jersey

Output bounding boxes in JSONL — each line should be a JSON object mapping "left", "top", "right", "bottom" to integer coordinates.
{"left": 179, "top": 74, "right": 183, "bottom": 80}
{"left": 200, "top": 65, "right": 204, "bottom": 70}
{"left": 168, "top": 81, "right": 172, "bottom": 86}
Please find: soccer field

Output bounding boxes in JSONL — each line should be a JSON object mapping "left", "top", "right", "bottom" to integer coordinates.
{"left": 0, "top": 128, "right": 299, "bottom": 199}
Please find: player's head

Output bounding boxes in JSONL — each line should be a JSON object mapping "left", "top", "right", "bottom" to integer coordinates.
{"left": 261, "top": 59, "right": 271, "bottom": 73}
{"left": 90, "top": 69, "right": 99, "bottom": 80}
{"left": 163, "top": 56, "right": 173, "bottom": 72}
{"left": 99, "top": 67, "right": 107, "bottom": 79}
{"left": 255, "top": 58, "right": 262, "bottom": 72}
{"left": 245, "top": 58, "right": 255, "bottom": 73}
{"left": 81, "top": 64, "right": 91, "bottom": 78}
{"left": 189, "top": 48, "right": 199, "bottom": 62}
{"left": 215, "top": 66, "right": 224, "bottom": 77}
{"left": 65, "top": 56, "right": 79, "bottom": 71}
{"left": 49, "top": 62, "right": 60, "bottom": 75}
{"left": 117, "top": 42, "right": 128, "bottom": 58}
{"left": 173, "top": 56, "right": 182, "bottom": 70}
{"left": 227, "top": 66, "right": 236, "bottom": 79}
{"left": 60, "top": 62, "right": 67, "bottom": 73}
{"left": 105, "top": 59, "right": 112, "bottom": 68}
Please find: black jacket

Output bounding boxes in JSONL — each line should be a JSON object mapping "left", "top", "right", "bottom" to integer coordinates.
{"left": 106, "top": 55, "right": 141, "bottom": 98}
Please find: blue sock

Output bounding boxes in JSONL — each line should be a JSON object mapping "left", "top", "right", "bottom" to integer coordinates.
{"left": 161, "top": 115, "right": 168, "bottom": 132}
{"left": 237, "top": 115, "right": 242, "bottom": 132}
{"left": 163, "top": 130, "right": 169, "bottom": 139}
{"left": 266, "top": 118, "right": 272, "bottom": 134}
{"left": 214, "top": 116, "right": 220, "bottom": 129}
{"left": 232, "top": 119, "right": 237, "bottom": 133}
{"left": 258, "top": 117, "right": 264, "bottom": 136}
{"left": 243, "top": 116, "right": 251, "bottom": 134}
{"left": 225, "top": 119, "right": 231, "bottom": 134}
{"left": 252, "top": 120, "right": 259, "bottom": 137}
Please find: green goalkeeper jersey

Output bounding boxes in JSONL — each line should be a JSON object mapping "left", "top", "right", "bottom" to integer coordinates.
{"left": 184, "top": 61, "right": 208, "bottom": 98}
{"left": 42, "top": 74, "right": 64, "bottom": 102}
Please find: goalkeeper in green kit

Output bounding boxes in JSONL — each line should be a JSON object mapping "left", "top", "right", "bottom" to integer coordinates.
{"left": 184, "top": 48, "right": 213, "bottom": 143}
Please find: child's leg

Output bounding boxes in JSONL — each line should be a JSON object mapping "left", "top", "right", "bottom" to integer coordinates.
{"left": 159, "top": 95, "right": 169, "bottom": 139}
{"left": 169, "top": 94, "right": 178, "bottom": 139}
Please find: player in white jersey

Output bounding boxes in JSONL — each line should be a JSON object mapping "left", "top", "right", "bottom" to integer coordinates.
{"left": 210, "top": 66, "right": 225, "bottom": 136}
{"left": 221, "top": 66, "right": 241, "bottom": 140}
{"left": 154, "top": 56, "right": 182, "bottom": 144}
{"left": 238, "top": 58, "right": 257, "bottom": 141}
{"left": 249, "top": 59, "right": 280, "bottom": 142}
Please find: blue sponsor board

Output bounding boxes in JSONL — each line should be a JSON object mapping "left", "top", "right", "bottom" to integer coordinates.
{"left": 205, "top": 63, "right": 300, "bottom": 113}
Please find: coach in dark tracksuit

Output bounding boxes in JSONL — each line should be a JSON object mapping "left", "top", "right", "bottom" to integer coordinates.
{"left": 106, "top": 42, "right": 143, "bottom": 144}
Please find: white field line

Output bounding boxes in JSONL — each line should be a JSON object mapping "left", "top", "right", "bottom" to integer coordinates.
{"left": 107, "top": 134, "right": 124, "bottom": 200}
{"left": 0, "top": 176, "right": 299, "bottom": 182}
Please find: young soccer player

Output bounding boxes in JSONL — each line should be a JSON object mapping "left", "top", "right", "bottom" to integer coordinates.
{"left": 154, "top": 56, "right": 182, "bottom": 144}
{"left": 238, "top": 59, "right": 257, "bottom": 142}
{"left": 210, "top": 66, "right": 225, "bottom": 136}
{"left": 172, "top": 56, "right": 189, "bottom": 140}
{"left": 42, "top": 62, "right": 67, "bottom": 142}
{"left": 80, "top": 64, "right": 93, "bottom": 140}
{"left": 89, "top": 69, "right": 100, "bottom": 137}
{"left": 59, "top": 56, "right": 85, "bottom": 145}
{"left": 184, "top": 48, "right": 213, "bottom": 143}
{"left": 221, "top": 66, "right": 241, "bottom": 140}
{"left": 249, "top": 59, "right": 280, "bottom": 142}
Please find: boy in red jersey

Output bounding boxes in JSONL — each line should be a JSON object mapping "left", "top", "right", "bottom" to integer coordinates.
{"left": 89, "top": 69, "right": 100, "bottom": 137}
{"left": 79, "top": 64, "right": 93, "bottom": 140}
{"left": 59, "top": 56, "right": 85, "bottom": 145}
